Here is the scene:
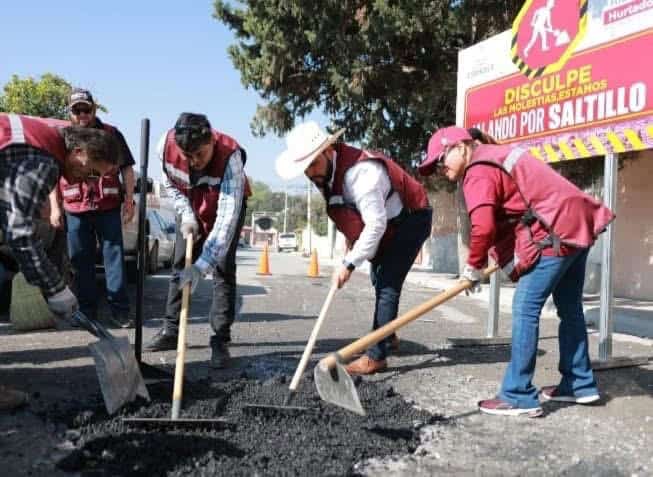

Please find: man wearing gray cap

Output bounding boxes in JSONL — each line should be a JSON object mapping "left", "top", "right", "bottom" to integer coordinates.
{"left": 51, "top": 88, "right": 136, "bottom": 327}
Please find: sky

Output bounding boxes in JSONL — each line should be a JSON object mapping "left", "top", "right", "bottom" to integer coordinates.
{"left": 2, "top": 1, "right": 320, "bottom": 191}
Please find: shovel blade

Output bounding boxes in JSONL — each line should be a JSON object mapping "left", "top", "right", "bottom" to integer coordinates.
{"left": 89, "top": 336, "right": 150, "bottom": 414}
{"left": 314, "top": 361, "right": 365, "bottom": 416}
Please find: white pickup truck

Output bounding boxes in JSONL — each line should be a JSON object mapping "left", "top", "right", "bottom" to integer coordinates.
{"left": 277, "top": 232, "right": 298, "bottom": 252}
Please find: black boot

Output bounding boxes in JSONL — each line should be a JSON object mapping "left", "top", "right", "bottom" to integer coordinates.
{"left": 145, "top": 322, "right": 178, "bottom": 351}
{"left": 210, "top": 337, "right": 231, "bottom": 369}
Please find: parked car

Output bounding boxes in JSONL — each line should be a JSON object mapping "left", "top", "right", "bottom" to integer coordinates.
{"left": 146, "top": 209, "right": 176, "bottom": 271}
{"left": 277, "top": 232, "right": 298, "bottom": 252}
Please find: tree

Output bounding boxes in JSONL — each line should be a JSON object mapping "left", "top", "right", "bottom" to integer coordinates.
{"left": 0, "top": 74, "right": 73, "bottom": 119}
{"left": 214, "top": 0, "right": 521, "bottom": 170}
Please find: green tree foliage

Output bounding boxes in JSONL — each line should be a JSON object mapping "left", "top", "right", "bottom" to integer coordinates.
{"left": 214, "top": 1, "right": 521, "bottom": 169}
{"left": 246, "top": 179, "right": 328, "bottom": 235}
{"left": 0, "top": 73, "right": 73, "bottom": 119}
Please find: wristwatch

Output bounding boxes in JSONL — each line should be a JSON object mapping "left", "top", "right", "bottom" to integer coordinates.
{"left": 342, "top": 260, "right": 356, "bottom": 272}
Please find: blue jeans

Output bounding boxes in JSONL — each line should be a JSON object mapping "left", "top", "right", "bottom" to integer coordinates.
{"left": 66, "top": 208, "right": 129, "bottom": 319}
{"left": 499, "top": 249, "right": 598, "bottom": 408}
{"left": 366, "top": 209, "right": 432, "bottom": 360}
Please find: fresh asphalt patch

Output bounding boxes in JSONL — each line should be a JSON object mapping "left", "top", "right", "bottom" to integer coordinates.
{"left": 53, "top": 358, "right": 444, "bottom": 476}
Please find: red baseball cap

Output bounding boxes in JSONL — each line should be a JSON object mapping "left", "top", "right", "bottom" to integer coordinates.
{"left": 419, "top": 126, "right": 472, "bottom": 176}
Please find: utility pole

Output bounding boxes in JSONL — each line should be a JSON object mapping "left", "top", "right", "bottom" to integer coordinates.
{"left": 306, "top": 178, "right": 312, "bottom": 253}
{"left": 283, "top": 185, "right": 288, "bottom": 233}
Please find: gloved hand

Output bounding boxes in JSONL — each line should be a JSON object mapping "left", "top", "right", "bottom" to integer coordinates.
{"left": 47, "top": 286, "right": 78, "bottom": 321}
{"left": 178, "top": 264, "right": 203, "bottom": 294}
{"left": 460, "top": 264, "right": 482, "bottom": 295}
{"left": 179, "top": 220, "right": 199, "bottom": 241}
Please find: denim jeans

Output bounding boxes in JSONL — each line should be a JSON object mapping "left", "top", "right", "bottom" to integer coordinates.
{"left": 66, "top": 208, "right": 129, "bottom": 320}
{"left": 164, "top": 201, "right": 246, "bottom": 345}
{"left": 366, "top": 209, "right": 432, "bottom": 360}
{"left": 499, "top": 248, "right": 598, "bottom": 408}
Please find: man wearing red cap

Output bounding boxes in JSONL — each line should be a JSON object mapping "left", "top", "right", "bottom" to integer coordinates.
{"left": 420, "top": 126, "right": 615, "bottom": 417}
{"left": 277, "top": 121, "right": 432, "bottom": 375}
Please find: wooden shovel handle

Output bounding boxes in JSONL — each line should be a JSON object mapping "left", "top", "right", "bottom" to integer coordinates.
{"left": 288, "top": 281, "right": 338, "bottom": 392}
{"left": 171, "top": 233, "right": 194, "bottom": 419}
{"left": 319, "top": 264, "right": 499, "bottom": 370}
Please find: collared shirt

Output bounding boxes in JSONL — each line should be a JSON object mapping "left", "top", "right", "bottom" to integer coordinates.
{"left": 158, "top": 134, "right": 245, "bottom": 272}
{"left": 0, "top": 145, "right": 64, "bottom": 296}
{"left": 331, "top": 154, "right": 403, "bottom": 267}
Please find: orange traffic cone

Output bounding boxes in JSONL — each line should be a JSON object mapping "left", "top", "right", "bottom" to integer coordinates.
{"left": 257, "top": 243, "right": 271, "bottom": 275}
{"left": 307, "top": 248, "right": 319, "bottom": 278}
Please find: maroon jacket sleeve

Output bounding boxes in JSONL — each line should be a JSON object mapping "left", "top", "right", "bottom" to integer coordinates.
{"left": 467, "top": 205, "right": 496, "bottom": 269}
{"left": 463, "top": 165, "right": 502, "bottom": 269}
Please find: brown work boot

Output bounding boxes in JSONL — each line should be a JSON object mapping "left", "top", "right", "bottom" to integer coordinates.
{"left": 345, "top": 355, "right": 387, "bottom": 376}
{"left": 0, "top": 385, "right": 28, "bottom": 411}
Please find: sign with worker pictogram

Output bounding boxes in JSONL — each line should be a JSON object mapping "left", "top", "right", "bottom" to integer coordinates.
{"left": 457, "top": 0, "right": 653, "bottom": 162}
{"left": 512, "top": 0, "right": 588, "bottom": 79}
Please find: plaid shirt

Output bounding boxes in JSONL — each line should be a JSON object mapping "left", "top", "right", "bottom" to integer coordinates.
{"left": 0, "top": 145, "right": 65, "bottom": 296}
{"left": 160, "top": 142, "right": 246, "bottom": 272}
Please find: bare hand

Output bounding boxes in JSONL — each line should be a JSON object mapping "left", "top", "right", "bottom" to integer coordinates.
{"left": 335, "top": 266, "right": 353, "bottom": 289}
{"left": 122, "top": 199, "right": 135, "bottom": 224}
{"left": 50, "top": 207, "right": 63, "bottom": 229}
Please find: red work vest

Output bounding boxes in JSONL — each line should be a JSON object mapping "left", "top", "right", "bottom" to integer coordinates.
{"left": 58, "top": 123, "right": 122, "bottom": 213}
{"left": 325, "top": 143, "right": 430, "bottom": 262}
{"left": 465, "top": 144, "right": 615, "bottom": 281}
{"left": 163, "top": 129, "right": 249, "bottom": 238}
{"left": 0, "top": 113, "right": 67, "bottom": 164}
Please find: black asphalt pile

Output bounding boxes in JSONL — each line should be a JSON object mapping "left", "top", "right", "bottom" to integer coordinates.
{"left": 52, "top": 373, "right": 444, "bottom": 476}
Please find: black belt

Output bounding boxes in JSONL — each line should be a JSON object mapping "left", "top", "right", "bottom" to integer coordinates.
{"left": 388, "top": 207, "right": 432, "bottom": 226}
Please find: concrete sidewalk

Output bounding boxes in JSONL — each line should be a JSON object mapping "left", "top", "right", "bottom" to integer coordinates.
{"left": 319, "top": 253, "right": 653, "bottom": 347}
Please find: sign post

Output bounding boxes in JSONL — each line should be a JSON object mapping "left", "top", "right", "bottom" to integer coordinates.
{"left": 451, "top": 0, "right": 653, "bottom": 366}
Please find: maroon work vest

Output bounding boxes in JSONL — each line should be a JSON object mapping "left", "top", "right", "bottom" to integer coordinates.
{"left": 325, "top": 143, "right": 430, "bottom": 262}
{"left": 0, "top": 113, "right": 67, "bottom": 164}
{"left": 58, "top": 123, "right": 122, "bottom": 213}
{"left": 163, "top": 129, "right": 248, "bottom": 238}
{"left": 465, "top": 144, "right": 615, "bottom": 281}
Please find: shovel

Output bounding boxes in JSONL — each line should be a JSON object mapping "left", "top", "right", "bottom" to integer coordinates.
{"left": 243, "top": 280, "right": 338, "bottom": 413}
{"left": 314, "top": 265, "right": 498, "bottom": 415}
{"left": 74, "top": 311, "right": 150, "bottom": 415}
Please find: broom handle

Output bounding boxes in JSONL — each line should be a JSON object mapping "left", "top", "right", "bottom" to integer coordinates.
{"left": 171, "top": 234, "right": 194, "bottom": 420}
{"left": 320, "top": 265, "right": 499, "bottom": 370}
{"left": 288, "top": 281, "right": 338, "bottom": 393}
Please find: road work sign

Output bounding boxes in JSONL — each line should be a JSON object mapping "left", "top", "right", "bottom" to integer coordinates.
{"left": 457, "top": 0, "right": 653, "bottom": 162}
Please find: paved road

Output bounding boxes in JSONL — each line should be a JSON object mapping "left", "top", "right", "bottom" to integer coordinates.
{"left": 1, "top": 248, "right": 652, "bottom": 475}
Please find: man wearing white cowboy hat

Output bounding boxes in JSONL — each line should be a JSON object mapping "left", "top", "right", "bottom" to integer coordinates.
{"left": 276, "top": 121, "right": 432, "bottom": 375}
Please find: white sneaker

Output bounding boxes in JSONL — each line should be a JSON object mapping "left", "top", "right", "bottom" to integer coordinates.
{"left": 541, "top": 386, "right": 600, "bottom": 404}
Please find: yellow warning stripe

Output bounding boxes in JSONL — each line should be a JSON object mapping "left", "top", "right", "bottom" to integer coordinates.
{"left": 623, "top": 130, "right": 646, "bottom": 150}
{"left": 573, "top": 138, "right": 591, "bottom": 158}
{"left": 543, "top": 143, "right": 560, "bottom": 162}
{"left": 521, "top": 125, "right": 652, "bottom": 162}
{"left": 647, "top": 126, "right": 653, "bottom": 142}
{"left": 558, "top": 141, "right": 576, "bottom": 160}
{"left": 530, "top": 147, "right": 544, "bottom": 161}
{"left": 589, "top": 136, "right": 607, "bottom": 155}
{"left": 606, "top": 132, "right": 626, "bottom": 153}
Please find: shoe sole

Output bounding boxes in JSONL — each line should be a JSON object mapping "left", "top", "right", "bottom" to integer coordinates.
{"left": 541, "top": 392, "right": 600, "bottom": 404}
{"left": 479, "top": 406, "right": 543, "bottom": 417}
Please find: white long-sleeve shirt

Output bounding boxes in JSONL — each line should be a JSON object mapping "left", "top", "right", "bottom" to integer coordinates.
{"left": 333, "top": 156, "right": 403, "bottom": 268}
{"left": 158, "top": 134, "right": 245, "bottom": 272}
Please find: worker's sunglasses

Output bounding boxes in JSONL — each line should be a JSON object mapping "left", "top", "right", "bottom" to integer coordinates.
{"left": 71, "top": 105, "right": 92, "bottom": 115}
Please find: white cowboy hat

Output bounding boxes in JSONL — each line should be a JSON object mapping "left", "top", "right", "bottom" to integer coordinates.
{"left": 275, "top": 121, "right": 346, "bottom": 180}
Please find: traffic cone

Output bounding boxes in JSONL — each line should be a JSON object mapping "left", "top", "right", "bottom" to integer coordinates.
{"left": 257, "top": 243, "right": 271, "bottom": 275}
{"left": 307, "top": 248, "right": 319, "bottom": 278}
